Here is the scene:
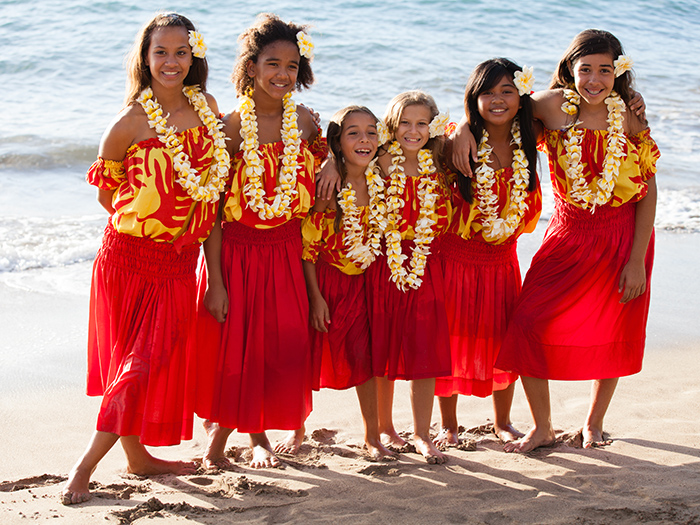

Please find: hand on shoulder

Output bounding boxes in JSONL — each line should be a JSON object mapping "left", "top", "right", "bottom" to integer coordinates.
{"left": 297, "top": 104, "right": 319, "bottom": 142}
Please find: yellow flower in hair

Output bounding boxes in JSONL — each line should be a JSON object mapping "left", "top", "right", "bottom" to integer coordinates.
{"left": 428, "top": 112, "right": 449, "bottom": 138}
{"left": 188, "top": 31, "right": 207, "bottom": 59}
{"left": 376, "top": 119, "right": 391, "bottom": 145}
{"left": 296, "top": 31, "right": 314, "bottom": 61}
{"left": 513, "top": 65, "right": 535, "bottom": 96}
{"left": 613, "top": 55, "right": 633, "bottom": 77}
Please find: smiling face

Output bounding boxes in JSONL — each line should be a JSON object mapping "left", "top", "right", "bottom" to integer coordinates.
{"left": 476, "top": 74, "right": 520, "bottom": 130}
{"left": 146, "top": 26, "right": 193, "bottom": 90}
{"left": 571, "top": 53, "right": 616, "bottom": 106}
{"left": 339, "top": 112, "right": 379, "bottom": 170}
{"left": 247, "top": 40, "right": 300, "bottom": 99}
{"left": 396, "top": 104, "right": 432, "bottom": 153}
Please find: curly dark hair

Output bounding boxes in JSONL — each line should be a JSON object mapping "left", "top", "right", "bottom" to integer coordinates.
{"left": 231, "top": 13, "right": 314, "bottom": 96}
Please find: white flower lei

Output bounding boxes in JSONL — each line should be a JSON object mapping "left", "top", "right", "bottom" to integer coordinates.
{"left": 337, "top": 159, "right": 387, "bottom": 269}
{"left": 238, "top": 88, "right": 302, "bottom": 220}
{"left": 561, "top": 89, "right": 627, "bottom": 211}
{"left": 137, "top": 85, "right": 229, "bottom": 203}
{"left": 384, "top": 141, "right": 440, "bottom": 291}
{"left": 473, "top": 117, "right": 530, "bottom": 242}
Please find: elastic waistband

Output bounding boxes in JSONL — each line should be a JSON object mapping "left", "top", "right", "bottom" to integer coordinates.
{"left": 98, "top": 221, "right": 200, "bottom": 279}
{"left": 554, "top": 199, "right": 635, "bottom": 232}
{"left": 440, "top": 233, "right": 517, "bottom": 265}
{"left": 222, "top": 219, "right": 301, "bottom": 245}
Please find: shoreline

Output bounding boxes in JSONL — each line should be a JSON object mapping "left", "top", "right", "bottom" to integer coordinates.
{"left": 1, "top": 229, "right": 699, "bottom": 523}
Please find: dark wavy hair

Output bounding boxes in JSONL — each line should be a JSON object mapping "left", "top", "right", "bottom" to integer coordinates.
{"left": 382, "top": 90, "right": 445, "bottom": 165}
{"left": 327, "top": 106, "right": 379, "bottom": 229}
{"left": 550, "top": 29, "right": 634, "bottom": 104}
{"left": 231, "top": 13, "right": 314, "bottom": 96}
{"left": 459, "top": 58, "right": 538, "bottom": 203}
{"left": 124, "top": 12, "right": 208, "bottom": 104}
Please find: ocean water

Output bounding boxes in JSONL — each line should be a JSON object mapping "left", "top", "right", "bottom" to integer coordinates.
{"left": 1, "top": 0, "right": 699, "bottom": 283}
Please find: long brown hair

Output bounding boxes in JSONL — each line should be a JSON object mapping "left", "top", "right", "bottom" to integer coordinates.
{"left": 124, "top": 12, "right": 208, "bottom": 105}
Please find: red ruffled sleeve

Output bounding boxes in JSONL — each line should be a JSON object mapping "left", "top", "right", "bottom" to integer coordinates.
{"left": 86, "top": 158, "right": 125, "bottom": 191}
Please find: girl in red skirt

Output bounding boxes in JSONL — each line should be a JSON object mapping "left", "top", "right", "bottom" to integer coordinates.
{"left": 301, "top": 106, "right": 396, "bottom": 461}
{"left": 195, "top": 14, "right": 327, "bottom": 469}
{"left": 434, "top": 59, "right": 542, "bottom": 447}
{"left": 367, "top": 91, "right": 452, "bottom": 464}
{"left": 62, "top": 13, "right": 228, "bottom": 504}
{"left": 493, "top": 30, "right": 659, "bottom": 452}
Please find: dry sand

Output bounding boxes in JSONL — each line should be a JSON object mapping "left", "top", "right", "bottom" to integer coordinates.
{"left": 1, "top": 231, "right": 698, "bottom": 524}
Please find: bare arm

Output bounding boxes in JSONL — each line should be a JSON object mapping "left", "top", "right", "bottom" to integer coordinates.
{"left": 202, "top": 203, "right": 228, "bottom": 322}
{"left": 303, "top": 259, "right": 330, "bottom": 333}
{"left": 618, "top": 176, "right": 656, "bottom": 303}
{"left": 450, "top": 116, "right": 477, "bottom": 176}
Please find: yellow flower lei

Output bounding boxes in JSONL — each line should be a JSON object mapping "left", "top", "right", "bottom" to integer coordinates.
{"left": 473, "top": 117, "right": 530, "bottom": 242}
{"left": 137, "top": 86, "right": 229, "bottom": 203}
{"left": 239, "top": 88, "right": 301, "bottom": 220}
{"left": 384, "top": 141, "right": 440, "bottom": 291}
{"left": 337, "top": 159, "right": 387, "bottom": 269}
{"left": 561, "top": 89, "right": 627, "bottom": 211}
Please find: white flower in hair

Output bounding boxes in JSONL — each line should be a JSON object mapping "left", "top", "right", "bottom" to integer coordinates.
{"left": 613, "top": 55, "right": 633, "bottom": 77}
{"left": 513, "top": 65, "right": 535, "bottom": 96}
{"left": 188, "top": 31, "right": 207, "bottom": 58}
{"left": 296, "top": 31, "right": 314, "bottom": 61}
{"left": 428, "top": 111, "right": 449, "bottom": 138}
{"left": 376, "top": 119, "right": 391, "bottom": 145}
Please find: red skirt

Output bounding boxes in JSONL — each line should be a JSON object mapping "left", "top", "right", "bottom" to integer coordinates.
{"left": 435, "top": 234, "right": 520, "bottom": 398}
{"left": 87, "top": 222, "right": 199, "bottom": 446}
{"left": 496, "top": 199, "right": 654, "bottom": 380}
{"left": 366, "top": 241, "right": 451, "bottom": 381}
{"left": 194, "top": 219, "right": 312, "bottom": 432}
{"left": 310, "top": 258, "right": 372, "bottom": 390}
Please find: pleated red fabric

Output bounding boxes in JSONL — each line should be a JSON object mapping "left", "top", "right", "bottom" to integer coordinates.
{"left": 366, "top": 243, "right": 451, "bottom": 381}
{"left": 496, "top": 199, "right": 654, "bottom": 380}
{"left": 87, "top": 222, "right": 199, "bottom": 446}
{"left": 309, "top": 258, "right": 373, "bottom": 391}
{"left": 435, "top": 234, "right": 520, "bottom": 398}
{"left": 194, "top": 219, "right": 313, "bottom": 432}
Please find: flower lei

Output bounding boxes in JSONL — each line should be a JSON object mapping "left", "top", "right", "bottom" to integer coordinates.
{"left": 473, "top": 117, "right": 530, "bottom": 242}
{"left": 337, "top": 159, "right": 387, "bottom": 269}
{"left": 239, "top": 88, "right": 301, "bottom": 220}
{"left": 428, "top": 112, "right": 450, "bottom": 138}
{"left": 384, "top": 141, "right": 440, "bottom": 291}
{"left": 188, "top": 31, "right": 206, "bottom": 58}
{"left": 137, "top": 86, "right": 228, "bottom": 202}
{"left": 561, "top": 89, "right": 627, "bottom": 211}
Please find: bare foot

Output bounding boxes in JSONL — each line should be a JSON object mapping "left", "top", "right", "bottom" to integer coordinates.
{"left": 250, "top": 445, "right": 281, "bottom": 469}
{"left": 202, "top": 421, "right": 234, "bottom": 470}
{"left": 503, "top": 426, "right": 556, "bottom": 453}
{"left": 494, "top": 423, "right": 525, "bottom": 443}
{"left": 433, "top": 427, "right": 459, "bottom": 448}
{"left": 582, "top": 426, "right": 612, "bottom": 448}
{"left": 274, "top": 427, "right": 305, "bottom": 455}
{"left": 127, "top": 455, "right": 197, "bottom": 476}
{"left": 414, "top": 435, "right": 447, "bottom": 464}
{"left": 60, "top": 468, "right": 92, "bottom": 505}
{"left": 249, "top": 433, "right": 281, "bottom": 469}
{"left": 381, "top": 430, "right": 408, "bottom": 451}
{"left": 365, "top": 438, "right": 398, "bottom": 462}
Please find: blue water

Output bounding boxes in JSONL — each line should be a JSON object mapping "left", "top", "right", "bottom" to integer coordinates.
{"left": 1, "top": 0, "right": 699, "bottom": 276}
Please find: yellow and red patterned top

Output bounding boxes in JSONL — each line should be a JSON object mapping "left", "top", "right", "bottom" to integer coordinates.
{"left": 223, "top": 133, "right": 328, "bottom": 229}
{"left": 86, "top": 126, "right": 221, "bottom": 249}
{"left": 541, "top": 127, "right": 660, "bottom": 208}
{"left": 390, "top": 171, "right": 452, "bottom": 242}
{"left": 302, "top": 207, "right": 372, "bottom": 276}
{"left": 447, "top": 168, "right": 542, "bottom": 244}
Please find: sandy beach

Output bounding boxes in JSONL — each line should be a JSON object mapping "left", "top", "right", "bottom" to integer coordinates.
{"left": 1, "top": 229, "right": 699, "bottom": 524}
